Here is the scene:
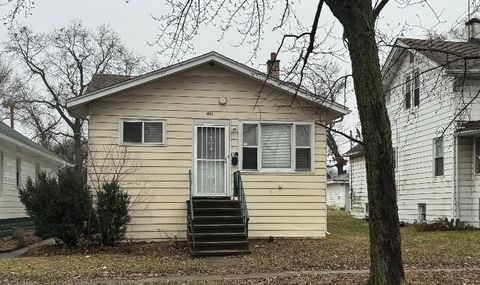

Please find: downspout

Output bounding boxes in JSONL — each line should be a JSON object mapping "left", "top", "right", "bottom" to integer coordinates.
{"left": 452, "top": 133, "right": 459, "bottom": 220}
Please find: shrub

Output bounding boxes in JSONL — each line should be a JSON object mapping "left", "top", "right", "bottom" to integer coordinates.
{"left": 19, "top": 167, "right": 92, "bottom": 246}
{"left": 414, "top": 218, "right": 474, "bottom": 232}
{"left": 95, "top": 180, "right": 131, "bottom": 246}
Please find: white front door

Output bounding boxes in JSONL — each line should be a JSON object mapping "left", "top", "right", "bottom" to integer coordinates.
{"left": 193, "top": 121, "right": 229, "bottom": 196}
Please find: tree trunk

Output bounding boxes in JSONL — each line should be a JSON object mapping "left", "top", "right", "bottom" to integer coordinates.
{"left": 73, "top": 118, "right": 84, "bottom": 170}
{"left": 324, "top": 1, "right": 406, "bottom": 284}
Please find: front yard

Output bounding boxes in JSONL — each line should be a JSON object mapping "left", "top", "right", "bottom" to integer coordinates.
{"left": 1, "top": 209, "right": 480, "bottom": 284}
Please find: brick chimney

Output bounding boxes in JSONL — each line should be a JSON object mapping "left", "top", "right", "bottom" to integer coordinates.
{"left": 466, "top": 18, "right": 480, "bottom": 41}
{"left": 266, "top": 52, "right": 280, "bottom": 79}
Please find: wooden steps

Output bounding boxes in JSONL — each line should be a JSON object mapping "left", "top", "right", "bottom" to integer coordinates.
{"left": 187, "top": 198, "right": 249, "bottom": 257}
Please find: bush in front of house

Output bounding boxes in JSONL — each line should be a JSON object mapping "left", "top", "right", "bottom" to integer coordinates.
{"left": 95, "top": 179, "right": 131, "bottom": 246}
{"left": 19, "top": 168, "right": 92, "bottom": 246}
{"left": 414, "top": 218, "right": 474, "bottom": 232}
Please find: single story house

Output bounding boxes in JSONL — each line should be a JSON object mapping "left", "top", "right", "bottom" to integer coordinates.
{"left": 0, "top": 121, "right": 70, "bottom": 223}
{"left": 326, "top": 173, "right": 350, "bottom": 210}
{"left": 66, "top": 51, "right": 349, "bottom": 255}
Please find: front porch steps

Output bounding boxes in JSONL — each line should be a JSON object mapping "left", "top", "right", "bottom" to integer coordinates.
{"left": 187, "top": 198, "right": 250, "bottom": 257}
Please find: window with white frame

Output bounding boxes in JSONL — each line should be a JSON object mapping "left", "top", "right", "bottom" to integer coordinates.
{"left": 0, "top": 151, "right": 3, "bottom": 193}
{"left": 418, "top": 203, "right": 426, "bottom": 223}
{"left": 16, "top": 156, "right": 22, "bottom": 187}
{"left": 413, "top": 70, "right": 420, "bottom": 107}
{"left": 121, "top": 119, "right": 166, "bottom": 145}
{"left": 241, "top": 122, "right": 313, "bottom": 171}
{"left": 434, "top": 137, "right": 444, "bottom": 176}
{"left": 405, "top": 75, "right": 411, "bottom": 109}
{"left": 35, "top": 163, "right": 41, "bottom": 182}
{"left": 475, "top": 137, "right": 480, "bottom": 175}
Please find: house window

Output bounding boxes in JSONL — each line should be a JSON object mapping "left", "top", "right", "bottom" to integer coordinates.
{"left": 405, "top": 75, "right": 411, "bottom": 109}
{"left": 35, "top": 163, "right": 41, "bottom": 182}
{"left": 434, "top": 137, "right": 444, "bottom": 176}
{"left": 0, "top": 151, "right": 3, "bottom": 193}
{"left": 16, "top": 157, "right": 22, "bottom": 187}
{"left": 475, "top": 137, "right": 480, "bottom": 175}
{"left": 242, "top": 124, "right": 258, "bottom": 170}
{"left": 392, "top": 147, "right": 397, "bottom": 169}
{"left": 121, "top": 119, "right": 166, "bottom": 145}
{"left": 365, "top": 203, "right": 369, "bottom": 216}
{"left": 418, "top": 203, "right": 427, "bottom": 223}
{"left": 241, "top": 122, "right": 313, "bottom": 171}
{"left": 413, "top": 71, "right": 420, "bottom": 107}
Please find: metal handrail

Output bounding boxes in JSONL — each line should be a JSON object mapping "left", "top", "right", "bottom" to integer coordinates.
{"left": 188, "top": 169, "right": 195, "bottom": 250}
{"left": 233, "top": 171, "right": 249, "bottom": 237}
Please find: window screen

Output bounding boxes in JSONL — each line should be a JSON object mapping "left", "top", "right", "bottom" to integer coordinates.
{"left": 434, "top": 137, "right": 444, "bottom": 176}
{"left": 261, "top": 124, "right": 292, "bottom": 169}
{"left": 405, "top": 75, "right": 411, "bottom": 109}
{"left": 413, "top": 71, "right": 420, "bottom": 107}
{"left": 123, "top": 122, "right": 142, "bottom": 143}
{"left": 242, "top": 124, "right": 258, "bottom": 170}
{"left": 295, "top": 125, "right": 312, "bottom": 171}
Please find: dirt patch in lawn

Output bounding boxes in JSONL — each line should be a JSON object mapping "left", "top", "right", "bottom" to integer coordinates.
{"left": 0, "top": 230, "right": 41, "bottom": 253}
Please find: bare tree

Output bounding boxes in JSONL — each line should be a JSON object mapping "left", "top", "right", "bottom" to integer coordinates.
{"left": 0, "top": 0, "right": 34, "bottom": 24}
{"left": 4, "top": 19, "right": 144, "bottom": 167}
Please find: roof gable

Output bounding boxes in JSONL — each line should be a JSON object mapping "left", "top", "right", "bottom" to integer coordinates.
{"left": 0, "top": 121, "right": 68, "bottom": 165}
{"left": 66, "top": 52, "right": 349, "bottom": 118}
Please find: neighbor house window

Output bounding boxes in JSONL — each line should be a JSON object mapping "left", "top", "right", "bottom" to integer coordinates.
{"left": 392, "top": 147, "right": 397, "bottom": 169}
{"left": 35, "top": 163, "right": 41, "bottom": 182}
{"left": 16, "top": 157, "right": 22, "bottom": 187}
{"left": 413, "top": 71, "right": 420, "bottom": 107}
{"left": 475, "top": 137, "right": 480, "bottom": 175}
{"left": 121, "top": 119, "right": 166, "bottom": 145}
{"left": 241, "top": 122, "right": 313, "bottom": 171}
{"left": 365, "top": 203, "right": 369, "bottom": 216}
{"left": 434, "top": 137, "right": 444, "bottom": 176}
{"left": 0, "top": 151, "right": 3, "bottom": 193}
{"left": 405, "top": 75, "right": 411, "bottom": 109}
{"left": 418, "top": 203, "right": 427, "bottom": 223}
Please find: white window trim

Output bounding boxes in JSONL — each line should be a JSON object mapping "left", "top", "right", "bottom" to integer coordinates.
{"left": 119, "top": 118, "right": 167, "bottom": 146}
{"left": 16, "top": 156, "right": 22, "bottom": 188}
{"left": 239, "top": 121, "right": 315, "bottom": 173}
{"left": 475, "top": 137, "right": 480, "bottom": 176}
{"left": 418, "top": 203, "right": 427, "bottom": 222}
{"left": 0, "top": 150, "right": 3, "bottom": 195}
{"left": 433, "top": 137, "right": 444, "bottom": 177}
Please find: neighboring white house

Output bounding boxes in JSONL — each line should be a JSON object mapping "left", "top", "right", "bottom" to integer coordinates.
{"left": 0, "top": 121, "right": 69, "bottom": 221}
{"left": 66, "top": 50, "right": 349, "bottom": 255}
{"left": 347, "top": 19, "right": 480, "bottom": 226}
{"left": 326, "top": 173, "right": 350, "bottom": 210}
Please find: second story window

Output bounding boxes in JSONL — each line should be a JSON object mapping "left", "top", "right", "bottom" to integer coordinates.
{"left": 16, "top": 157, "right": 22, "bottom": 187}
{"left": 413, "top": 71, "right": 420, "bottom": 107}
{"left": 434, "top": 137, "right": 444, "bottom": 176}
{"left": 405, "top": 75, "right": 411, "bottom": 109}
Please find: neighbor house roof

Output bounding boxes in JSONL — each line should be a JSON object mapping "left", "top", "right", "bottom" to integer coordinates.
{"left": 398, "top": 38, "right": 480, "bottom": 70}
{"left": 344, "top": 144, "right": 364, "bottom": 158}
{"left": 382, "top": 37, "right": 480, "bottom": 89}
{"left": 327, "top": 172, "right": 350, "bottom": 183}
{"left": 66, "top": 51, "right": 350, "bottom": 118}
{"left": 0, "top": 121, "right": 69, "bottom": 165}
{"left": 457, "top": 120, "right": 480, "bottom": 136}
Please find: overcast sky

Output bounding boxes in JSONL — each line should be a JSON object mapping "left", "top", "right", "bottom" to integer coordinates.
{"left": 0, "top": 0, "right": 476, "bottom": 151}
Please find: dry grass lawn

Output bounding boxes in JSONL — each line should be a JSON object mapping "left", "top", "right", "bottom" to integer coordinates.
{"left": 0, "top": 209, "right": 479, "bottom": 284}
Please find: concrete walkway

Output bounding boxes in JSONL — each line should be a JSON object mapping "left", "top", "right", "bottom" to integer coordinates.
{"left": 0, "top": 238, "right": 55, "bottom": 259}
{"left": 71, "top": 267, "right": 480, "bottom": 285}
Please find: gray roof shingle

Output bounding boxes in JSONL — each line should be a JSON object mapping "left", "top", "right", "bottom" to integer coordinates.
{"left": 85, "top": 74, "right": 134, "bottom": 94}
{"left": 344, "top": 144, "right": 364, "bottom": 157}
{"left": 398, "top": 38, "right": 480, "bottom": 70}
{"left": 0, "top": 121, "right": 65, "bottom": 163}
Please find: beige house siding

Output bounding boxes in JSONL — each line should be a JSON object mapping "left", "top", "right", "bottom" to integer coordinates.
{"left": 88, "top": 63, "right": 330, "bottom": 240}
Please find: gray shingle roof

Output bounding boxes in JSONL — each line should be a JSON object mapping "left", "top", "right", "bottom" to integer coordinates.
{"left": 398, "top": 38, "right": 480, "bottom": 70}
{"left": 0, "top": 121, "right": 64, "bottom": 162}
{"left": 344, "top": 144, "right": 364, "bottom": 157}
{"left": 85, "top": 74, "right": 134, "bottom": 94}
